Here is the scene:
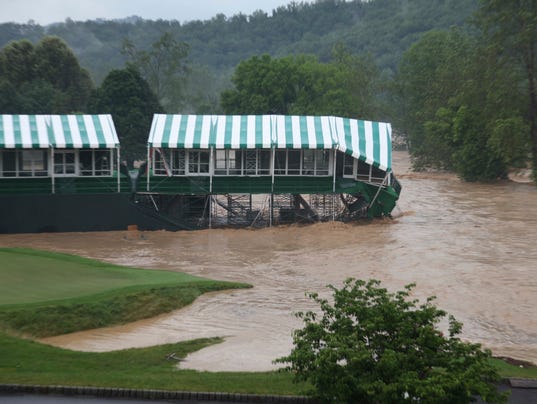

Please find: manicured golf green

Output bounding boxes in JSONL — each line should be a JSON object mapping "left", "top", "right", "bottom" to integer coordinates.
{"left": 0, "top": 248, "right": 250, "bottom": 337}
{"left": 0, "top": 248, "right": 208, "bottom": 306}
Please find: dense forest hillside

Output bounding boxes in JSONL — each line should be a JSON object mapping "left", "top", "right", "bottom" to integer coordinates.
{"left": 0, "top": 0, "right": 477, "bottom": 84}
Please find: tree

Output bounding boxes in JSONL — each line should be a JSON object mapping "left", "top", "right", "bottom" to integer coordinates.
{"left": 276, "top": 279, "right": 506, "bottom": 404}
{"left": 0, "top": 39, "right": 35, "bottom": 86}
{"left": 221, "top": 53, "right": 381, "bottom": 118}
{"left": 394, "top": 29, "right": 474, "bottom": 169}
{"left": 89, "top": 67, "right": 163, "bottom": 166}
{"left": 221, "top": 54, "right": 302, "bottom": 115}
{"left": 392, "top": 27, "right": 523, "bottom": 180}
{"left": 475, "top": 0, "right": 537, "bottom": 181}
{"left": 0, "top": 36, "right": 93, "bottom": 113}
{"left": 122, "top": 32, "right": 190, "bottom": 112}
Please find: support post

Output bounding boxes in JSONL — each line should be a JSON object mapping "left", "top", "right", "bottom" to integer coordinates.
{"left": 209, "top": 195, "right": 212, "bottom": 229}
{"left": 332, "top": 149, "right": 337, "bottom": 193}
{"left": 210, "top": 146, "right": 214, "bottom": 193}
{"left": 117, "top": 146, "right": 121, "bottom": 193}
{"left": 270, "top": 147, "right": 275, "bottom": 227}
{"left": 332, "top": 149, "right": 337, "bottom": 221}
{"left": 271, "top": 147, "right": 275, "bottom": 193}
{"left": 50, "top": 146, "right": 55, "bottom": 194}
{"left": 270, "top": 193, "right": 273, "bottom": 227}
{"left": 146, "top": 146, "right": 151, "bottom": 192}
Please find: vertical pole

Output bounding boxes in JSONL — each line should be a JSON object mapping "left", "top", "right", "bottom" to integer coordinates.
{"left": 210, "top": 147, "right": 214, "bottom": 193}
{"left": 146, "top": 146, "right": 151, "bottom": 192}
{"left": 209, "top": 195, "right": 212, "bottom": 229}
{"left": 332, "top": 149, "right": 337, "bottom": 221}
{"left": 270, "top": 193, "right": 273, "bottom": 227}
{"left": 332, "top": 149, "right": 337, "bottom": 193}
{"left": 50, "top": 147, "right": 55, "bottom": 194}
{"left": 117, "top": 147, "right": 121, "bottom": 193}
{"left": 270, "top": 147, "right": 275, "bottom": 227}
{"left": 271, "top": 147, "right": 275, "bottom": 193}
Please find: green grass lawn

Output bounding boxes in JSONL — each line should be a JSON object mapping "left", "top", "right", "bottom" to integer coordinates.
{"left": 0, "top": 332, "right": 307, "bottom": 395}
{"left": 0, "top": 248, "right": 250, "bottom": 337}
{"left": 0, "top": 248, "right": 210, "bottom": 306}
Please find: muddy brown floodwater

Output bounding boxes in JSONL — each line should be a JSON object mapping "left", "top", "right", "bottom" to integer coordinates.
{"left": 1, "top": 151, "right": 536, "bottom": 372}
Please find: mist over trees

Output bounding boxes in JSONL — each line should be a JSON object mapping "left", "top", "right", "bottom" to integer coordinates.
{"left": 0, "top": 0, "right": 477, "bottom": 83}
{"left": 1, "top": 0, "right": 536, "bottom": 181}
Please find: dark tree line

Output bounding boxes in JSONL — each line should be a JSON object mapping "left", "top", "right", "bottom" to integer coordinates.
{"left": 1, "top": 0, "right": 536, "bottom": 182}
{"left": 0, "top": 0, "right": 477, "bottom": 83}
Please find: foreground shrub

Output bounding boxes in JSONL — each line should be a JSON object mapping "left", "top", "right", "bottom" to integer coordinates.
{"left": 276, "top": 279, "right": 506, "bottom": 403}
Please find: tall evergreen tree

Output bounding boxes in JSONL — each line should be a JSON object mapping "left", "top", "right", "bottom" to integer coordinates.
{"left": 89, "top": 67, "right": 163, "bottom": 166}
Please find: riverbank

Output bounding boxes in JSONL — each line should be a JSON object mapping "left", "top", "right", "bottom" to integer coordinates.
{"left": 393, "top": 149, "right": 535, "bottom": 184}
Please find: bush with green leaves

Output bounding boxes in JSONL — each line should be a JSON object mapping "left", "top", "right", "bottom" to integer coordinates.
{"left": 276, "top": 279, "right": 506, "bottom": 403}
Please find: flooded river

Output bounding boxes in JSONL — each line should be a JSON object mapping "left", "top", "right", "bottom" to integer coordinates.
{"left": 1, "top": 151, "right": 536, "bottom": 371}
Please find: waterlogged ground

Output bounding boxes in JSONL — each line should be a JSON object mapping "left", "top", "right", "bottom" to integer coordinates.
{"left": 1, "top": 151, "right": 536, "bottom": 371}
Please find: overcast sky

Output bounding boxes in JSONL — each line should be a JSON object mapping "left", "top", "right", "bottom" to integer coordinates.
{"left": 0, "top": 0, "right": 307, "bottom": 25}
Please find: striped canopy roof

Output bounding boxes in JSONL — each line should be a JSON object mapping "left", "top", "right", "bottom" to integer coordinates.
{"left": 0, "top": 114, "right": 119, "bottom": 149}
{"left": 149, "top": 114, "right": 392, "bottom": 171}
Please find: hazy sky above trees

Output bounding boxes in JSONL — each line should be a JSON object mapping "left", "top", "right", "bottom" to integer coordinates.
{"left": 1, "top": 0, "right": 307, "bottom": 25}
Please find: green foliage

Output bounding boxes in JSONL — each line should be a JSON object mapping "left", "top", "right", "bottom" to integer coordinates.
{"left": 475, "top": 0, "right": 537, "bottom": 180}
{"left": 123, "top": 32, "right": 190, "bottom": 112}
{"left": 393, "top": 25, "right": 528, "bottom": 180}
{"left": 221, "top": 52, "right": 381, "bottom": 118}
{"left": 89, "top": 67, "right": 163, "bottom": 165}
{"left": 394, "top": 29, "right": 475, "bottom": 168}
{"left": 0, "top": 0, "right": 476, "bottom": 88}
{"left": 276, "top": 279, "right": 506, "bottom": 403}
{"left": 0, "top": 36, "right": 93, "bottom": 113}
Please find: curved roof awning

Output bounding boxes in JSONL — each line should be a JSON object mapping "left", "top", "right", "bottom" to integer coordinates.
{"left": 0, "top": 114, "right": 119, "bottom": 149}
{"left": 148, "top": 114, "right": 393, "bottom": 171}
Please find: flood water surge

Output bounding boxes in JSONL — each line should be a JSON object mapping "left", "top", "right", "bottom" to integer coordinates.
{"left": 1, "top": 151, "right": 536, "bottom": 371}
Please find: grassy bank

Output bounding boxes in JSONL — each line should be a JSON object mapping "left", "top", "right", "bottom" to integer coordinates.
{"left": 0, "top": 248, "right": 250, "bottom": 337}
{"left": 0, "top": 332, "right": 307, "bottom": 395}
{"left": 0, "top": 331, "right": 535, "bottom": 394}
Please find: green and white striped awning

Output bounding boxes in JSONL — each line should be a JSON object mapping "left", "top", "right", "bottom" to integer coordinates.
{"left": 0, "top": 114, "right": 119, "bottom": 149}
{"left": 148, "top": 114, "right": 272, "bottom": 149}
{"left": 148, "top": 114, "right": 392, "bottom": 171}
{"left": 334, "top": 116, "right": 392, "bottom": 172}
